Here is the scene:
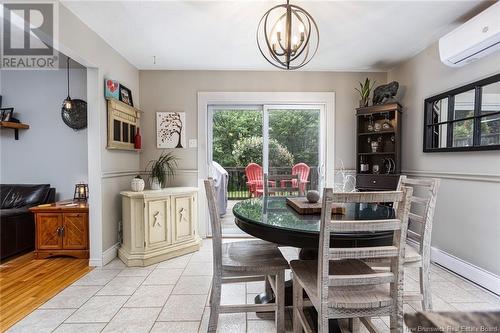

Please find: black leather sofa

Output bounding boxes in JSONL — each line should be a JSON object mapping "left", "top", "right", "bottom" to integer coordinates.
{"left": 0, "top": 184, "right": 55, "bottom": 260}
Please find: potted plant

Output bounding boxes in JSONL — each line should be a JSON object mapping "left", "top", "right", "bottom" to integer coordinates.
{"left": 355, "top": 78, "right": 376, "bottom": 107}
{"left": 147, "top": 152, "right": 178, "bottom": 190}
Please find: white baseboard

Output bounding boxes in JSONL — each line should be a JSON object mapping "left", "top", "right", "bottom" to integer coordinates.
{"left": 89, "top": 258, "right": 102, "bottom": 267}
{"left": 430, "top": 246, "right": 500, "bottom": 295}
{"left": 406, "top": 239, "right": 500, "bottom": 295}
{"left": 102, "top": 243, "right": 121, "bottom": 266}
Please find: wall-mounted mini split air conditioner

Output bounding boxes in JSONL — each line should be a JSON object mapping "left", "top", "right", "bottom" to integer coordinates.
{"left": 439, "top": 2, "right": 500, "bottom": 67}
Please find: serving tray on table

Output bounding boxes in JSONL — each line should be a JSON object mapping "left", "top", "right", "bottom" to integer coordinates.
{"left": 286, "top": 197, "right": 345, "bottom": 215}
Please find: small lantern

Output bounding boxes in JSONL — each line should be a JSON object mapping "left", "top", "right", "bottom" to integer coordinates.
{"left": 74, "top": 183, "right": 89, "bottom": 201}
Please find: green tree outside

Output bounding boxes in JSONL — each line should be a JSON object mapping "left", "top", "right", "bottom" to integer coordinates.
{"left": 212, "top": 109, "right": 320, "bottom": 168}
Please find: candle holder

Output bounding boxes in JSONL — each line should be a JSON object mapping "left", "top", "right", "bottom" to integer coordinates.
{"left": 74, "top": 183, "right": 89, "bottom": 201}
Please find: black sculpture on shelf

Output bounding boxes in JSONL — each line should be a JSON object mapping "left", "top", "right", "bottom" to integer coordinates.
{"left": 373, "top": 81, "right": 399, "bottom": 105}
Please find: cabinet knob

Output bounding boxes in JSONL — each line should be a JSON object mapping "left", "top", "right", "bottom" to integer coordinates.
{"left": 372, "top": 180, "right": 377, "bottom": 184}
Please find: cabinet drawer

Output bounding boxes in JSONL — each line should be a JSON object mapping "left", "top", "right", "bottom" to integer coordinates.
{"left": 356, "top": 174, "right": 400, "bottom": 190}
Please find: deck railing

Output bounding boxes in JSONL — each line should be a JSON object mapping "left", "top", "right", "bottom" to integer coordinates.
{"left": 224, "top": 166, "right": 319, "bottom": 200}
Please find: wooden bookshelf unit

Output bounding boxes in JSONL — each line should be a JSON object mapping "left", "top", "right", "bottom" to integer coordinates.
{"left": 356, "top": 103, "right": 402, "bottom": 191}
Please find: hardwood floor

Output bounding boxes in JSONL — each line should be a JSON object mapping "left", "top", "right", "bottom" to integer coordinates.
{"left": 0, "top": 252, "right": 92, "bottom": 332}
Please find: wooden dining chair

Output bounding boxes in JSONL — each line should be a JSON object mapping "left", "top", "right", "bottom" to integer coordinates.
{"left": 264, "top": 173, "right": 304, "bottom": 197}
{"left": 204, "top": 178, "right": 289, "bottom": 333}
{"left": 396, "top": 175, "right": 440, "bottom": 311}
{"left": 291, "top": 188, "right": 413, "bottom": 333}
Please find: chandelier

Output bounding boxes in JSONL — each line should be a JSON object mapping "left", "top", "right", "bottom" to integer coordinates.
{"left": 257, "top": 0, "right": 319, "bottom": 70}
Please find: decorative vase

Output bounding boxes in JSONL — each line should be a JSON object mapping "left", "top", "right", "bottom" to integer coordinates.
{"left": 131, "top": 175, "right": 145, "bottom": 192}
{"left": 134, "top": 128, "right": 142, "bottom": 150}
{"left": 150, "top": 177, "right": 161, "bottom": 190}
{"left": 306, "top": 190, "right": 320, "bottom": 203}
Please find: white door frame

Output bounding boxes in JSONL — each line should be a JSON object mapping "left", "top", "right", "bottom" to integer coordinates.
{"left": 197, "top": 92, "right": 335, "bottom": 238}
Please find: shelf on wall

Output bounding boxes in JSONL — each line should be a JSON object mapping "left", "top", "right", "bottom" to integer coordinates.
{"left": 358, "top": 131, "right": 395, "bottom": 136}
{"left": 358, "top": 152, "right": 395, "bottom": 155}
{"left": 0, "top": 121, "right": 30, "bottom": 140}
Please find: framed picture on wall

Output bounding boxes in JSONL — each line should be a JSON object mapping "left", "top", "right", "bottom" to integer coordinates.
{"left": 1, "top": 108, "right": 14, "bottom": 122}
{"left": 156, "top": 112, "right": 186, "bottom": 149}
{"left": 119, "top": 84, "right": 133, "bottom": 107}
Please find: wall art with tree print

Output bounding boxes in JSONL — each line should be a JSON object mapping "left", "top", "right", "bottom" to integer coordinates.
{"left": 156, "top": 112, "right": 186, "bottom": 148}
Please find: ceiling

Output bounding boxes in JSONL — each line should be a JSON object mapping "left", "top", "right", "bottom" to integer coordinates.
{"left": 62, "top": 1, "right": 489, "bottom": 72}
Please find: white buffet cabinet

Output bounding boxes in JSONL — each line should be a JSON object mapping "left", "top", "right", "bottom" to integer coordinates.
{"left": 119, "top": 187, "right": 201, "bottom": 266}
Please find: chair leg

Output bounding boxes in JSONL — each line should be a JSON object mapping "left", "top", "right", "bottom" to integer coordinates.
{"left": 292, "top": 275, "right": 303, "bottom": 333}
{"left": 420, "top": 265, "right": 432, "bottom": 311}
{"left": 208, "top": 276, "right": 221, "bottom": 333}
{"left": 318, "top": 312, "right": 329, "bottom": 333}
{"left": 349, "top": 318, "right": 360, "bottom": 333}
{"left": 275, "top": 271, "right": 285, "bottom": 333}
{"left": 389, "top": 308, "right": 403, "bottom": 333}
{"left": 265, "top": 275, "right": 273, "bottom": 298}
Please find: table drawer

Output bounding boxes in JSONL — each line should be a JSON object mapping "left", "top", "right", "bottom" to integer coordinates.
{"left": 356, "top": 174, "right": 400, "bottom": 190}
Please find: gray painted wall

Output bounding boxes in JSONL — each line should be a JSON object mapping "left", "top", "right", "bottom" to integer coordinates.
{"left": 138, "top": 70, "right": 388, "bottom": 187}
{"left": 388, "top": 42, "right": 500, "bottom": 275}
{"left": 58, "top": 3, "right": 141, "bottom": 258}
{"left": 0, "top": 68, "right": 88, "bottom": 200}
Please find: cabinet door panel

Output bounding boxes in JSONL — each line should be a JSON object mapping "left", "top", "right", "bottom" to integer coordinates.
{"left": 173, "top": 195, "right": 194, "bottom": 243}
{"left": 63, "top": 213, "right": 88, "bottom": 250}
{"left": 37, "top": 213, "right": 62, "bottom": 250}
{"left": 147, "top": 199, "right": 171, "bottom": 248}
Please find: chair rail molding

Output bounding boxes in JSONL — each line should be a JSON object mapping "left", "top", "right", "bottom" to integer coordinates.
{"left": 402, "top": 169, "right": 500, "bottom": 183}
{"left": 102, "top": 169, "right": 198, "bottom": 179}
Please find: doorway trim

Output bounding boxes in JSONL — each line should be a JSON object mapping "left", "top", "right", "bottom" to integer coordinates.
{"left": 197, "top": 91, "right": 335, "bottom": 237}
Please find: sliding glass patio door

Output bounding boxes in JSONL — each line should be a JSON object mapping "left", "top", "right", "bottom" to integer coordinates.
{"left": 209, "top": 104, "right": 324, "bottom": 196}
{"left": 264, "top": 105, "right": 324, "bottom": 192}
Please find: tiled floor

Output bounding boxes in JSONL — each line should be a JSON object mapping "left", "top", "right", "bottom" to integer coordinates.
{"left": 7, "top": 239, "right": 500, "bottom": 333}
{"left": 221, "top": 201, "right": 246, "bottom": 236}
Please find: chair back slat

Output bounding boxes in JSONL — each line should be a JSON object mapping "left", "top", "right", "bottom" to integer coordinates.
{"left": 329, "top": 246, "right": 399, "bottom": 260}
{"left": 408, "top": 212, "right": 424, "bottom": 224}
{"left": 204, "top": 178, "right": 223, "bottom": 275}
{"left": 329, "top": 219, "right": 401, "bottom": 232}
{"left": 317, "top": 188, "right": 413, "bottom": 314}
{"left": 332, "top": 191, "right": 404, "bottom": 203}
{"left": 329, "top": 272, "right": 394, "bottom": 287}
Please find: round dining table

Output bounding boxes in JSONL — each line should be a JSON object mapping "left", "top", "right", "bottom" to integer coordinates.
{"left": 232, "top": 195, "right": 395, "bottom": 327}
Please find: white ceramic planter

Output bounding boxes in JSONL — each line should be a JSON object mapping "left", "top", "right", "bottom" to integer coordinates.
{"left": 150, "top": 178, "right": 161, "bottom": 190}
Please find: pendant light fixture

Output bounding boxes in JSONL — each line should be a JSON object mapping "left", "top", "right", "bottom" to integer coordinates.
{"left": 257, "top": 0, "right": 319, "bottom": 70}
{"left": 61, "top": 56, "right": 88, "bottom": 130}
{"left": 62, "top": 57, "right": 73, "bottom": 111}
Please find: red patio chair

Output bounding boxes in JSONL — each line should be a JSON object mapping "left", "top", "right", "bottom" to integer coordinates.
{"left": 245, "top": 163, "right": 264, "bottom": 197}
{"left": 281, "top": 163, "right": 311, "bottom": 193}
{"left": 245, "top": 163, "right": 277, "bottom": 197}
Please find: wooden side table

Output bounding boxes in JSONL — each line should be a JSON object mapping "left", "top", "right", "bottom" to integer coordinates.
{"left": 29, "top": 200, "right": 89, "bottom": 259}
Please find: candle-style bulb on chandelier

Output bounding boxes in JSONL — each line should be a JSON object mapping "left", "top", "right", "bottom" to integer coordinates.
{"left": 257, "top": 0, "right": 319, "bottom": 70}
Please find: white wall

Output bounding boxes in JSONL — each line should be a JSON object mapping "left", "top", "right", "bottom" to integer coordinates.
{"left": 0, "top": 68, "right": 87, "bottom": 200}
{"left": 58, "top": 3, "right": 140, "bottom": 264}
{"left": 388, "top": 42, "right": 500, "bottom": 276}
{"left": 139, "top": 70, "right": 387, "bottom": 186}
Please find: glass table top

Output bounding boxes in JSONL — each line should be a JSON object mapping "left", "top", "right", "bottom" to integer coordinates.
{"left": 233, "top": 196, "right": 395, "bottom": 235}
